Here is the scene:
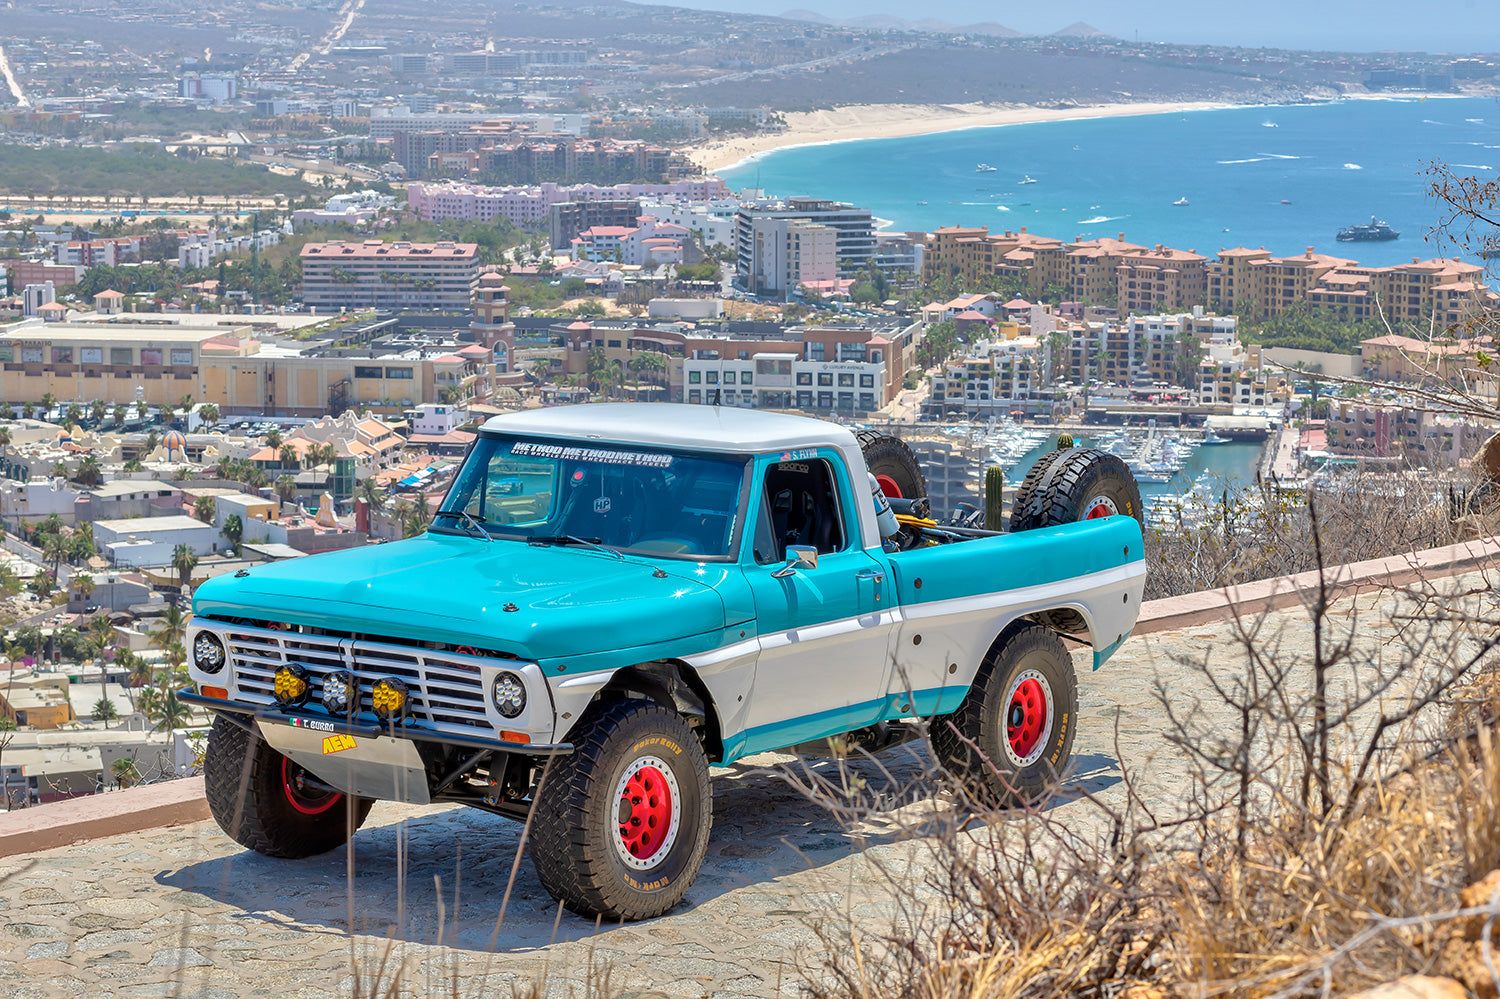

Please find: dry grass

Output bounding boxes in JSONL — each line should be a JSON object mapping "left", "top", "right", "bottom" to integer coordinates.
{"left": 787, "top": 550, "right": 1500, "bottom": 999}
{"left": 1144, "top": 474, "right": 1473, "bottom": 600}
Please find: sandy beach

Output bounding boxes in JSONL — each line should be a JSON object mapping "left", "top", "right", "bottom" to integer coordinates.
{"left": 686, "top": 100, "right": 1236, "bottom": 173}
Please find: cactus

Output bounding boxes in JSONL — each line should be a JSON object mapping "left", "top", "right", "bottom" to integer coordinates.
{"left": 985, "top": 465, "right": 1005, "bottom": 531}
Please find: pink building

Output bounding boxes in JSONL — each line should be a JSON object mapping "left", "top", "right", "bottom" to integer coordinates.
{"left": 406, "top": 179, "right": 730, "bottom": 227}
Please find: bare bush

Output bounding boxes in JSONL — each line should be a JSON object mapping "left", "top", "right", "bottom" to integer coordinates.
{"left": 783, "top": 546, "right": 1500, "bottom": 998}
{"left": 1144, "top": 473, "right": 1473, "bottom": 599}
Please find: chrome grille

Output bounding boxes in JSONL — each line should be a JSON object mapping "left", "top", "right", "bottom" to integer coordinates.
{"left": 223, "top": 625, "right": 491, "bottom": 735}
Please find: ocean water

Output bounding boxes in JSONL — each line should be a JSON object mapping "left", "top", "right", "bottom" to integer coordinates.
{"left": 719, "top": 97, "right": 1500, "bottom": 267}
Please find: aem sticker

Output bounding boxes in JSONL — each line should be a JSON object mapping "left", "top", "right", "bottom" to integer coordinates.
{"left": 322, "top": 734, "right": 357, "bottom": 755}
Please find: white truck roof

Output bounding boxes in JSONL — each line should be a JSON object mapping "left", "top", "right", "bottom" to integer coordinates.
{"left": 482, "top": 403, "right": 861, "bottom": 457}
{"left": 480, "top": 404, "right": 880, "bottom": 550}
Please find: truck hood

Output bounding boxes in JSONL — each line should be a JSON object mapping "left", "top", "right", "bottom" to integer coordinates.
{"left": 192, "top": 534, "right": 732, "bottom": 661}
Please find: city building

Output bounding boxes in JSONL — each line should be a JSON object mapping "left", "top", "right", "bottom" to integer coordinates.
{"left": 21, "top": 282, "right": 55, "bottom": 318}
{"left": 733, "top": 198, "right": 875, "bottom": 288}
{"left": 300, "top": 240, "right": 481, "bottom": 311}
{"left": 549, "top": 318, "right": 917, "bottom": 415}
{"left": 929, "top": 336, "right": 1047, "bottom": 416}
{"left": 549, "top": 200, "right": 641, "bottom": 252}
{"left": 0, "top": 261, "right": 82, "bottom": 291}
{"left": 1325, "top": 400, "right": 1489, "bottom": 465}
{"left": 740, "top": 217, "right": 837, "bottom": 296}
{"left": 94, "top": 514, "right": 224, "bottom": 566}
{"left": 470, "top": 271, "right": 515, "bottom": 372}
{"left": 570, "top": 217, "right": 691, "bottom": 267}
{"left": 406, "top": 179, "right": 729, "bottom": 229}
{"left": 178, "top": 72, "right": 236, "bottom": 104}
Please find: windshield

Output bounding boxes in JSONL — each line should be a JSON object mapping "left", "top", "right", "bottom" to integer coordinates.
{"left": 435, "top": 435, "right": 749, "bottom": 560}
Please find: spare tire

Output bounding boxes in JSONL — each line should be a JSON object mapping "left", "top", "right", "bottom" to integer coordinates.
{"left": 1010, "top": 447, "right": 1143, "bottom": 532}
{"left": 1009, "top": 448, "right": 1143, "bottom": 635}
{"left": 855, "top": 430, "right": 927, "bottom": 500}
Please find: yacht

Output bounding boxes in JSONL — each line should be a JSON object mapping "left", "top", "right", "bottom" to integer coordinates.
{"left": 1201, "top": 432, "right": 1232, "bottom": 445}
{"left": 1336, "top": 216, "right": 1400, "bottom": 242}
{"left": 1018, "top": 174, "right": 1037, "bottom": 185}
{"left": 976, "top": 163, "right": 997, "bottom": 172}
{"left": 1172, "top": 196, "right": 1190, "bottom": 206}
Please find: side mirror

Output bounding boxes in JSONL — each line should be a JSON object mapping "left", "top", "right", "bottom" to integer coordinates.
{"left": 771, "top": 544, "right": 818, "bottom": 578}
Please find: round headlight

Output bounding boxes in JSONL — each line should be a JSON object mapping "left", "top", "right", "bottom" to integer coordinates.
{"left": 491, "top": 671, "right": 526, "bottom": 719}
{"left": 193, "top": 632, "right": 226, "bottom": 675}
{"left": 322, "top": 670, "right": 355, "bottom": 717}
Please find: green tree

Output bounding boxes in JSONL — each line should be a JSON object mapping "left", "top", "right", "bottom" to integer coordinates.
{"left": 193, "top": 495, "right": 215, "bottom": 522}
{"left": 74, "top": 455, "right": 103, "bottom": 487}
{"left": 274, "top": 474, "right": 297, "bottom": 507}
{"left": 220, "top": 513, "right": 243, "bottom": 555}
{"left": 149, "top": 603, "right": 187, "bottom": 653}
{"left": 171, "top": 544, "right": 198, "bottom": 588}
{"left": 93, "top": 696, "right": 118, "bottom": 725}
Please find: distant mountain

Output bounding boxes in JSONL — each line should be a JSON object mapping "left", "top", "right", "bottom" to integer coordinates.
{"left": 1052, "top": 21, "right": 1113, "bottom": 38}
{"left": 779, "top": 10, "right": 1022, "bottom": 37}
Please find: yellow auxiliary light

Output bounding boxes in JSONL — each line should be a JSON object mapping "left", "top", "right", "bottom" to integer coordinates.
{"left": 370, "top": 677, "right": 409, "bottom": 720}
{"left": 273, "top": 665, "right": 310, "bottom": 707}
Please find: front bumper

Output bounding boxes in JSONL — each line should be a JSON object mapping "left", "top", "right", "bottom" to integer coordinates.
{"left": 182, "top": 688, "right": 575, "bottom": 757}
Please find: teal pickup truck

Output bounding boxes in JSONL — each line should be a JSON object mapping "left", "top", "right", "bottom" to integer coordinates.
{"left": 185, "top": 404, "right": 1146, "bottom": 921}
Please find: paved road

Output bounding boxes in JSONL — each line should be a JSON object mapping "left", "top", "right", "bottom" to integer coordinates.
{"left": 0, "top": 579, "right": 1481, "bottom": 997}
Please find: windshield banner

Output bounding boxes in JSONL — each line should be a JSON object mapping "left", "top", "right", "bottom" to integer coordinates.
{"left": 510, "top": 442, "right": 674, "bottom": 468}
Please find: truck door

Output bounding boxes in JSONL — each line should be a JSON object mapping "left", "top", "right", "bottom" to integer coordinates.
{"left": 738, "top": 453, "right": 895, "bottom": 755}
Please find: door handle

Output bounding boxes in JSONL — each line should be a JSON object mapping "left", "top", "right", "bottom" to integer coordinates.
{"left": 855, "top": 569, "right": 885, "bottom": 583}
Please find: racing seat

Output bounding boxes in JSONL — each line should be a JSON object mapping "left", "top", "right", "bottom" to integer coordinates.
{"left": 764, "top": 462, "right": 841, "bottom": 555}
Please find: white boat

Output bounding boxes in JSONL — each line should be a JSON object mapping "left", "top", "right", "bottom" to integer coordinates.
{"left": 1018, "top": 174, "right": 1037, "bottom": 185}
{"left": 1201, "top": 432, "right": 1232, "bottom": 445}
{"left": 1172, "top": 196, "right": 1190, "bottom": 206}
{"left": 1262, "top": 120, "right": 1278, "bottom": 128}
{"left": 976, "top": 163, "right": 997, "bottom": 172}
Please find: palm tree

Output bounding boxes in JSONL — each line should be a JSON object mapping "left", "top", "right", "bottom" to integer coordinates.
{"left": 0, "top": 428, "right": 11, "bottom": 449}
{"left": 171, "top": 544, "right": 198, "bottom": 588}
{"left": 178, "top": 394, "right": 194, "bottom": 421}
{"left": 111, "top": 757, "right": 139, "bottom": 788}
{"left": 221, "top": 513, "right": 243, "bottom": 555}
{"left": 112, "top": 403, "right": 126, "bottom": 426}
{"left": 134, "top": 400, "right": 148, "bottom": 422}
{"left": 93, "top": 696, "right": 118, "bottom": 725}
{"left": 88, "top": 615, "right": 113, "bottom": 661}
{"left": 42, "top": 531, "right": 70, "bottom": 581}
{"left": 90, "top": 400, "right": 106, "bottom": 425}
{"left": 65, "top": 403, "right": 83, "bottom": 427}
{"left": 72, "top": 573, "right": 95, "bottom": 606}
{"left": 74, "top": 456, "right": 103, "bottom": 487}
{"left": 274, "top": 475, "right": 297, "bottom": 506}
{"left": 147, "top": 685, "right": 191, "bottom": 736}
{"left": 144, "top": 431, "right": 159, "bottom": 455}
{"left": 193, "top": 496, "right": 215, "bottom": 522}
{"left": 279, "top": 443, "right": 298, "bottom": 469}
{"left": 265, "top": 429, "right": 283, "bottom": 451}
{"left": 198, "top": 403, "right": 219, "bottom": 427}
{"left": 355, "top": 476, "right": 385, "bottom": 513}
{"left": 149, "top": 603, "right": 187, "bottom": 653}
{"left": 39, "top": 392, "right": 56, "bottom": 419}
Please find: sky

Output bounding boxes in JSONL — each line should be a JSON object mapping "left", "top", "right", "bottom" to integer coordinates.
{"left": 668, "top": 1, "right": 1500, "bottom": 55}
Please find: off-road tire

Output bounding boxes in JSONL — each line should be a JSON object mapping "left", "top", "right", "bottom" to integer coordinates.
{"left": 204, "top": 715, "right": 374, "bottom": 859}
{"left": 1010, "top": 447, "right": 1143, "bottom": 532}
{"left": 1009, "top": 448, "right": 1143, "bottom": 632}
{"left": 856, "top": 430, "right": 927, "bottom": 500}
{"left": 531, "top": 698, "right": 712, "bottom": 921}
{"left": 932, "top": 623, "right": 1078, "bottom": 807}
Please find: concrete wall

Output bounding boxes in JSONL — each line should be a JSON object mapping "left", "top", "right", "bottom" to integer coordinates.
{"left": 1262, "top": 347, "right": 1362, "bottom": 380}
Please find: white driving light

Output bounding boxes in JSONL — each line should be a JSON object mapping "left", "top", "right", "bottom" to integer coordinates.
{"left": 492, "top": 672, "right": 526, "bottom": 718}
{"left": 322, "top": 670, "right": 356, "bottom": 716}
{"left": 193, "top": 632, "right": 226, "bottom": 674}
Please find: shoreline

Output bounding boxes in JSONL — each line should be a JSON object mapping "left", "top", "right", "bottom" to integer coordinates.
{"left": 685, "top": 100, "right": 1238, "bottom": 174}
{"left": 684, "top": 92, "right": 1492, "bottom": 174}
